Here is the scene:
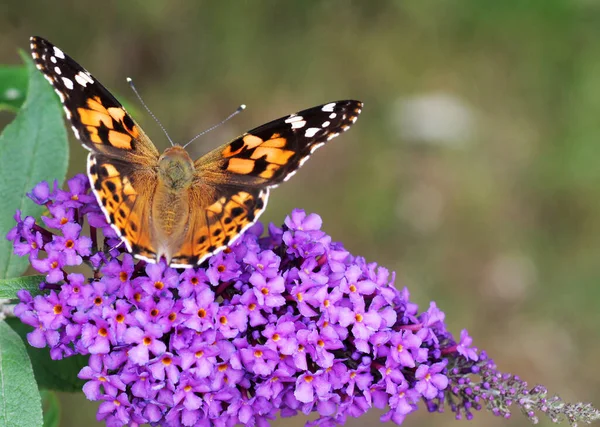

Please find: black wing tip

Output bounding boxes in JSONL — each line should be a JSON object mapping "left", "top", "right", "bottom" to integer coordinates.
{"left": 30, "top": 36, "right": 49, "bottom": 46}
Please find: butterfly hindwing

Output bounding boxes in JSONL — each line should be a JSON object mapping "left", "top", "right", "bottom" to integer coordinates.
{"left": 87, "top": 154, "right": 158, "bottom": 262}
{"left": 170, "top": 185, "right": 269, "bottom": 267}
{"left": 29, "top": 36, "right": 159, "bottom": 163}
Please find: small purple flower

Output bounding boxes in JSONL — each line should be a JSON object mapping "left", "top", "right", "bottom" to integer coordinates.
{"left": 31, "top": 251, "right": 66, "bottom": 283}
{"left": 249, "top": 272, "right": 285, "bottom": 308}
{"left": 414, "top": 361, "right": 449, "bottom": 399}
{"left": 78, "top": 355, "right": 126, "bottom": 399}
{"left": 46, "top": 222, "right": 91, "bottom": 265}
{"left": 294, "top": 370, "right": 331, "bottom": 403}
{"left": 456, "top": 329, "right": 479, "bottom": 362}
{"left": 124, "top": 323, "right": 167, "bottom": 365}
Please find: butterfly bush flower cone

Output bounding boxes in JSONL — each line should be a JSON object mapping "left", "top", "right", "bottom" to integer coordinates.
{"left": 7, "top": 175, "right": 600, "bottom": 427}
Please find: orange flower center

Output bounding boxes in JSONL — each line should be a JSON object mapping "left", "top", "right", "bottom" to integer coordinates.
{"left": 219, "top": 316, "right": 227, "bottom": 325}
{"left": 143, "top": 337, "right": 152, "bottom": 346}
{"left": 119, "top": 272, "right": 128, "bottom": 282}
{"left": 154, "top": 281, "right": 164, "bottom": 290}
{"left": 162, "top": 357, "right": 172, "bottom": 366}
{"left": 53, "top": 305, "right": 62, "bottom": 315}
{"left": 60, "top": 217, "right": 68, "bottom": 225}
{"left": 217, "top": 265, "right": 226, "bottom": 273}
{"left": 94, "top": 297, "right": 103, "bottom": 306}
{"left": 150, "top": 309, "right": 159, "bottom": 317}
{"left": 197, "top": 309, "right": 206, "bottom": 318}
{"left": 98, "top": 328, "right": 108, "bottom": 337}
{"left": 168, "top": 312, "right": 177, "bottom": 321}
{"left": 116, "top": 314, "right": 125, "bottom": 323}
{"left": 65, "top": 239, "right": 75, "bottom": 249}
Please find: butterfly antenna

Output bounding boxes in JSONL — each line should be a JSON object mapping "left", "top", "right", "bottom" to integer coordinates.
{"left": 182, "top": 104, "right": 246, "bottom": 149}
{"left": 126, "top": 77, "right": 176, "bottom": 147}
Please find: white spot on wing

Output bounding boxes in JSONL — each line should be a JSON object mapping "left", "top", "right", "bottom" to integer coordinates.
{"left": 283, "top": 170, "right": 297, "bottom": 182}
{"left": 291, "top": 120, "right": 306, "bottom": 129}
{"left": 329, "top": 113, "right": 337, "bottom": 119}
{"left": 310, "top": 142, "right": 325, "bottom": 153}
{"left": 327, "top": 132, "right": 340, "bottom": 141}
{"left": 71, "top": 126, "right": 80, "bottom": 140}
{"left": 62, "top": 77, "right": 74, "bottom": 90}
{"left": 77, "top": 71, "right": 94, "bottom": 85}
{"left": 321, "top": 121, "right": 330, "bottom": 128}
{"left": 322, "top": 102, "right": 336, "bottom": 112}
{"left": 54, "top": 66, "right": 62, "bottom": 75}
{"left": 50, "top": 56, "right": 57, "bottom": 64}
{"left": 304, "top": 127, "right": 320, "bottom": 137}
{"left": 298, "top": 156, "right": 310, "bottom": 167}
{"left": 54, "top": 89, "right": 65, "bottom": 102}
{"left": 285, "top": 115, "right": 303, "bottom": 123}
{"left": 53, "top": 46, "right": 65, "bottom": 59}
{"left": 75, "top": 74, "right": 88, "bottom": 87}
{"left": 63, "top": 106, "right": 71, "bottom": 119}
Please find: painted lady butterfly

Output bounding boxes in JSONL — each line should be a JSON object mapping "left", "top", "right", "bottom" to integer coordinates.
{"left": 30, "top": 36, "right": 362, "bottom": 267}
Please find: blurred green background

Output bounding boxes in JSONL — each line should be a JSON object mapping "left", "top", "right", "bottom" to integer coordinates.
{"left": 2, "top": 1, "right": 599, "bottom": 426}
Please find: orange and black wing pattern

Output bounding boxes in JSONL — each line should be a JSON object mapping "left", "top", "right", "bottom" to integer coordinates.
{"left": 196, "top": 100, "right": 363, "bottom": 187}
{"left": 29, "top": 36, "right": 159, "bottom": 163}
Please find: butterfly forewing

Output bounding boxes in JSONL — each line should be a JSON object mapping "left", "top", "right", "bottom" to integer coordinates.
{"left": 195, "top": 100, "right": 363, "bottom": 187}
{"left": 29, "top": 36, "right": 159, "bottom": 163}
{"left": 31, "top": 36, "right": 363, "bottom": 268}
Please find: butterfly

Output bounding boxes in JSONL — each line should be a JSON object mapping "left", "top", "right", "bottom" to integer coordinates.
{"left": 30, "top": 36, "right": 363, "bottom": 268}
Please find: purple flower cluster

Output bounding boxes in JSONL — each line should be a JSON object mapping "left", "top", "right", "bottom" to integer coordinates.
{"left": 6, "top": 175, "right": 599, "bottom": 427}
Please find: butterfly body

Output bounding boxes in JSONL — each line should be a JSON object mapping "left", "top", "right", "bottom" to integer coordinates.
{"left": 30, "top": 36, "right": 363, "bottom": 268}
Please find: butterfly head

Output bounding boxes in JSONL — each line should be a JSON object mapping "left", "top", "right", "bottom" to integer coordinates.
{"left": 158, "top": 146, "right": 195, "bottom": 191}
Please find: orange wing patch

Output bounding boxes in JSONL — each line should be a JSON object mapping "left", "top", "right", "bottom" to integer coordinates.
{"left": 76, "top": 96, "right": 140, "bottom": 150}
{"left": 220, "top": 132, "right": 294, "bottom": 179}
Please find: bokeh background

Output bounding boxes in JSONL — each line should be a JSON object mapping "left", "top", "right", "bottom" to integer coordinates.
{"left": 2, "top": 1, "right": 600, "bottom": 426}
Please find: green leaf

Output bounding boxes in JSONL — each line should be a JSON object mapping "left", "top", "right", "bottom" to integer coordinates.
{"left": 5, "top": 318, "right": 87, "bottom": 393}
{"left": 0, "top": 319, "right": 43, "bottom": 427}
{"left": 0, "top": 275, "right": 45, "bottom": 299}
{"left": 40, "top": 390, "right": 60, "bottom": 427}
{"left": 0, "top": 51, "right": 69, "bottom": 280}
{"left": 0, "top": 66, "right": 28, "bottom": 112}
